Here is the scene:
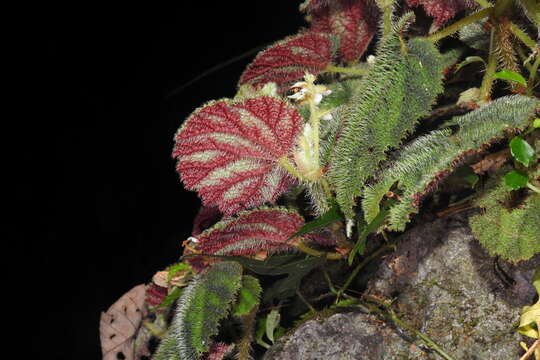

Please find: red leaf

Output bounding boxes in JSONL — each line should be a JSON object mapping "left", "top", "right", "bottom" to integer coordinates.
{"left": 192, "top": 206, "right": 222, "bottom": 236}
{"left": 173, "top": 96, "right": 302, "bottom": 216}
{"left": 190, "top": 207, "right": 304, "bottom": 257}
{"left": 238, "top": 32, "right": 334, "bottom": 91}
{"left": 300, "top": 0, "right": 333, "bottom": 12}
{"left": 405, "top": 0, "right": 478, "bottom": 28}
{"left": 201, "top": 343, "right": 235, "bottom": 360}
{"left": 309, "top": 0, "right": 378, "bottom": 63}
{"left": 145, "top": 283, "right": 168, "bottom": 308}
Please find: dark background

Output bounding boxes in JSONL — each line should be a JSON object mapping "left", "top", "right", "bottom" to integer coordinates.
{"left": 25, "top": 2, "right": 303, "bottom": 358}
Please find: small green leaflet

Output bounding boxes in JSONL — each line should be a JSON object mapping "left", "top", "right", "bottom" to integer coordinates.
{"left": 455, "top": 56, "right": 485, "bottom": 72}
{"left": 265, "top": 309, "right": 281, "bottom": 344}
{"left": 534, "top": 118, "right": 540, "bottom": 128}
{"left": 510, "top": 137, "right": 535, "bottom": 167}
{"left": 233, "top": 275, "right": 262, "bottom": 316}
{"left": 255, "top": 318, "right": 271, "bottom": 349}
{"left": 493, "top": 69, "right": 527, "bottom": 86}
{"left": 504, "top": 170, "right": 529, "bottom": 190}
{"left": 289, "top": 201, "right": 344, "bottom": 239}
{"left": 349, "top": 199, "right": 396, "bottom": 265}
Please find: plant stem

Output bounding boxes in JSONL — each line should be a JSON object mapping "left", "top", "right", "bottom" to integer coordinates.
{"left": 320, "top": 177, "right": 333, "bottom": 200}
{"left": 296, "top": 289, "right": 317, "bottom": 313}
{"left": 363, "top": 297, "right": 456, "bottom": 360}
{"left": 427, "top": 8, "right": 492, "bottom": 43}
{"left": 294, "top": 240, "right": 344, "bottom": 260}
{"left": 509, "top": 23, "right": 537, "bottom": 50}
{"left": 472, "top": 0, "right": 492, "bottom": 7}
{"left": 278, "top": 157, "right": 304, "bottom": 180}
{"left": 517, "top": 46, "right": 534, "bottom": 72}
{"left": 520, "top": 339, "right": 540, "bottom": 360}
{"left": 309, "top": 102, "right": 321, "bottom": 170}
{"left": 336, "top": 242, "right": 396, "bottom": 301}
{"left": 480, "top": 28, "right": 498, "bottom": 101}
{"left": 527, "top": 182, "right": 540, "bottom": 194}
{"left": 492, "top": 0, "right": 513, "bottom": 17}
{"left": 325, "top": 64, "right": 367, "bottom": 76}
{"left": 143, "top": 320, "right": 167, "bottom": 339}
{"left": 527, "top": 54, "right": 540, "bottom": 95}
{"left": 322, "top": 267, "right": 338, "bottom": 294}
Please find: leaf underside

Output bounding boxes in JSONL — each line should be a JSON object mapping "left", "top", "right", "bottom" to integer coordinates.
{"left": 238, "top": 32, "right": 334, "bottom": 92}
{"left": 190, "top": 207, "right": 305, "bottom": 258}
{"left": 309, "top": 0, "right": 378, "bottom": 63}
{"left": 405, "top": 0, "right": 478, "bottom": 29}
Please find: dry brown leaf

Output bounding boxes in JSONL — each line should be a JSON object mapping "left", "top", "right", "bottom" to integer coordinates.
{"left": 471, "top": 148, "right": 510, "bottom": 175}
{"left": 100, "top": 284, "right": 147, "bottom": 360}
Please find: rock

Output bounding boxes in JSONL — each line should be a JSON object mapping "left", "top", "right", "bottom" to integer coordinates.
{"left": 264, "top": 213, "right": 539, "bottom": 359}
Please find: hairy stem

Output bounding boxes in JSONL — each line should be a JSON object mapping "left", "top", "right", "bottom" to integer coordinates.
{"left": 527, "top": 54, "right": 540, "bottom": 95}
{"left": 427, "top": 8, "right": 492, "bottom": 43}
{"left": 480, "top": 28, "right": 498, "bottom": 101}
{"left": 325, "top": 64, "right": 367, "bottom": 76}
{"left": 472, "top": 0, "right": 492, "bottom": 7}
{"left": 237, "top": 307, "right": 258, "bottom": 360}
{"left": 375, "top": 0, "right": 395, "bottom": 37}
{"left": 278, "top": 157, "right": 304, "bottom": 180}
{"left": 527, "top": 182, "right": 540, "bottom": 194}
{"left": 143, "top": 320, "right": 167, "bottom": 339}
{"left": 509, "top": 23, "right": 537, "bottom": 50}
{"left": 309, "top": 102, "right": 321, "bottom": 171}
{"left": 492, "top": 0, "right": 513, "bottom": 17}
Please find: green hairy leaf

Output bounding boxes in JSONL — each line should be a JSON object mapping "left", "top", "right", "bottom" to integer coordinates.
{"left": 328, "top": 26, "right": 446, "bottom": 220}
{"left": 470, "top": 177, "right": 540, "bottom": 262}
{"left": 152, "top": 335, "right": 181, "bottom": 360}
{"left": 163, "top": 261, "right": 243, "bottom": 359}
{"left": 265, "top": 309, "right": 281, "bottom": 344}
{"left": 362, "top": 95, "right": 540, "bottom": 231}
{"left": 233, "top": 275, "right": 262, "bottom": 316}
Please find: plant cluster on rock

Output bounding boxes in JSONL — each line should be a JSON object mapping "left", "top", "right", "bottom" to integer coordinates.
{"left": 100, "top": 1, "right": 539, "bottom": 359}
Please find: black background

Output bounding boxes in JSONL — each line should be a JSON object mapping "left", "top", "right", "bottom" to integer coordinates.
{"left": 25, "top": 2, "right": 303, "bottom": 358}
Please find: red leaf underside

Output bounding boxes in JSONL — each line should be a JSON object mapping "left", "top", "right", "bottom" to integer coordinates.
{"left": 239, "top": 32, "right": 334, "bottom": 91}
{"left": 193, "top": 208, "right": 305, "bottom": 257}
{"left": 173, "top": 97, "right": 302, "bottom": 215}
{"left": 405, "top": 0, "right": 478, "bottom": 28}
{"left": 310, "top": 0, "right": 378, "bottom": 63}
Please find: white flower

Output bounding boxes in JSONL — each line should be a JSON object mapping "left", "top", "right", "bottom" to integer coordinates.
{"left": 287, "top": 72, "right": 331, "bottom": 105}
{"left": 321, "top": 113, "right": 333, "bottom": 121}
